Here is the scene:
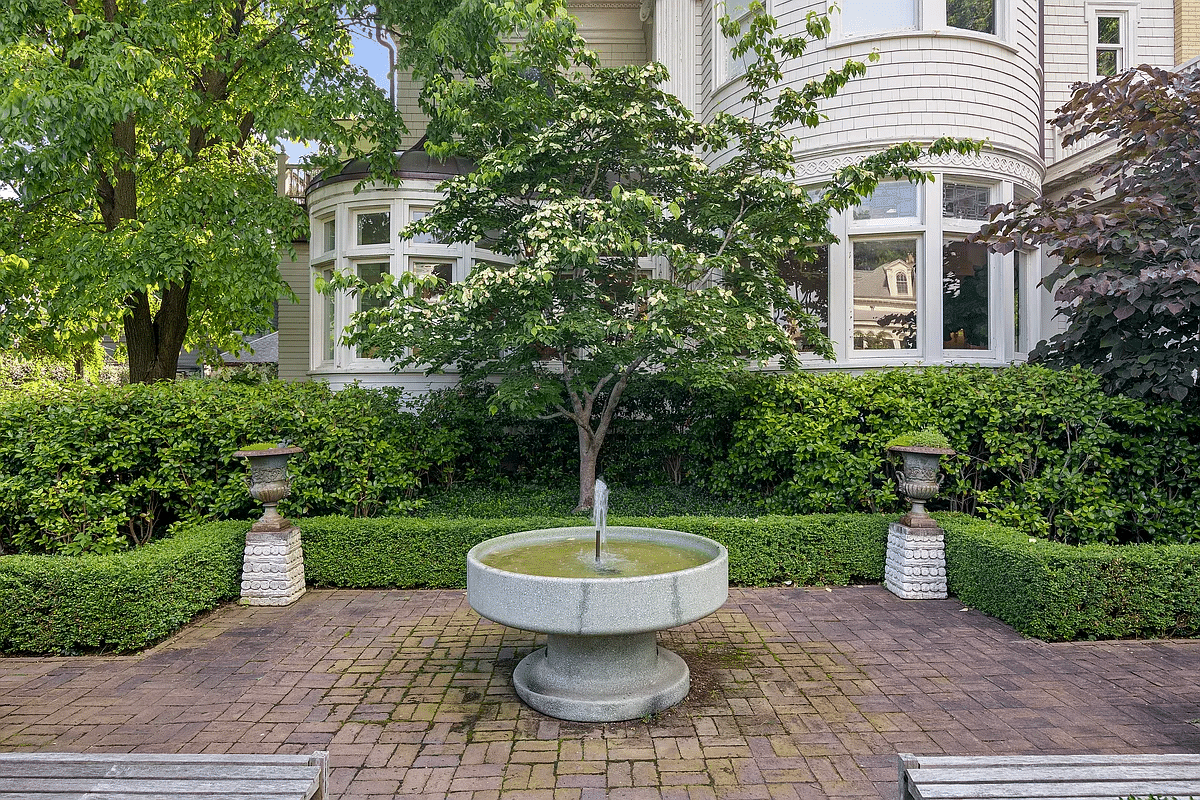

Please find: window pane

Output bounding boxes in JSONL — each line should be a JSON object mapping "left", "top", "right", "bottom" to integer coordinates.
{"left": 943, "top": 240, "right": 989, "bottom": 350}
{"left": 322, "top": 269, "right": 335, "bottom": 363}
{"left": 842, "top": 0, "right": 916, "bottom": 34}
{"left": 409, "top": 207, "right": 435, "bottom": 244}
{"left": 1097, "top": 15, "right": 1121, "bottom": 43}
{"left": 943, "top": 183, "right": 991, "bottom": 220}
{"left": 778, "top": 247, "right": 829, "bottom": 351}
{"left": 357, "top": 262, "right": 389, "bottom": 314}
{"left": 724, "top": 17, "right": 755, "bottom": 81}
{"left": 1096, "top": 48, "right": 1119, "bottom": 77}
{"left": 1013, "top": 252, "right": 1022, "bottom": 353}
{"left": 412, "top": 260, "right": 454, "bottom": 299}
{"left": 853, "top": 239, "right": 918, "bottom": 351}
{"left": 322, "top": 219, "right": 336, "bottom": 253}
{"left": 852, "top": 181, "right": 918, "bottom": 221}
{"left": 357, "top": 212, "right": 390, "bottom": 245}
{"left": 947, "top": 0, "right": 994, "bottom": 33}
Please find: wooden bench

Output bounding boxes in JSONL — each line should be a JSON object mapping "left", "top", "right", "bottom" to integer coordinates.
{"left": 0, "top": 750, "right": 328, "bottom": 799}
{"left": 899, "top": 753, "right": 1200, "bottom": 800}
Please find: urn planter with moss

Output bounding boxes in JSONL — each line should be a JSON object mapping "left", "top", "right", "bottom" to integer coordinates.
{"left": 885, "top": 430, "right": 954, "bottom": 600}
{"left": 234, "top": 444, "right": 307, "bottom": 606}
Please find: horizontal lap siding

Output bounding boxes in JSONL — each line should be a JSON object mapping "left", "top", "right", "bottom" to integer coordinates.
{"left": 277, "top": 242, "right": 311, "bottom": 383}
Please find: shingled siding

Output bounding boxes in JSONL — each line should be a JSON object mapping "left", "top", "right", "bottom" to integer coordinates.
{"left": 277, "top": 242, "right": 311, "bottom": 383}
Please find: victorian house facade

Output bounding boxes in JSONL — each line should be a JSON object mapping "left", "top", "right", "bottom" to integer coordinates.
{"left": 273, "top": 0, "right": 1199, "bottom": 390}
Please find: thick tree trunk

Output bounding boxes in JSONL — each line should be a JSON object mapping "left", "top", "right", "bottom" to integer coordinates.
{"left": 124, "top": 281, "right": 191, "bottom": 383}
{"left": 576, "top": 430, "right": 600, "bottom": 513}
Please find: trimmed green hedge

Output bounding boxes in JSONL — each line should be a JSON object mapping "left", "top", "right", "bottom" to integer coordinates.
{"left": 300, "top": 514, "right": 891, "bottom": 588}
{"left": 942, "top": 514, "right": 1200, "bottom": 642}
{"left": 0, "top": 520, "right": 245, "bottom": 655}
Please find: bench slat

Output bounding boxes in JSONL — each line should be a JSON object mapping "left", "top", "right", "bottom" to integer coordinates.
{"left": 914, "top": 779, "right": 1200, "bottom": 799}
{"left": 900, "top": 753, "right": 1200, "bottom": 800}
{"left": 0, "top": 753, "right": 315, "bottom": 765}
{"left": 0, "top": 778, "right": 318, "bottom": 794}
{"left": 0, "top": 795, "right": 306, "bottom": 800}
{"left": 903, "top": 753, "right": 1200, "bottom": 768}
{"left": 911, "top": 765, "right": 1200, "bottom": 783}
{"left": 0, "top": 762, "right": 320, "bottom": 780}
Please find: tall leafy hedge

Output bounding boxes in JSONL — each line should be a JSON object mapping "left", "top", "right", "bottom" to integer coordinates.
{"left": 3, "top": 365, "right": 1198, "bottom": 554}
{"left": 0, "top": 520, "right": 245, "bottom": 654}
{"left": 0, "top": 381, "right": 461, "bottom": 554}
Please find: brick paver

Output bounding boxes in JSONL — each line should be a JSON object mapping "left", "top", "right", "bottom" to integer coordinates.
{"left": 1, "top": 587, "right": 1198, "bottom": 799}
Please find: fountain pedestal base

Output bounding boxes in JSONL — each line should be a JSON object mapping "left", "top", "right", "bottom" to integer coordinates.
{"left": 513, "top": 632, "right": 689, "bottom": 722}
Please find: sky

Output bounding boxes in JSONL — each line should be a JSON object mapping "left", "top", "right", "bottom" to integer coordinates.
{"left": 281, "top": 27, "right": 395, "bottom": 161}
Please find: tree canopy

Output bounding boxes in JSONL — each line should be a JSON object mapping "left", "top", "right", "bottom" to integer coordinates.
{"left": 0, "top": 0, "right": 545, "bottom": 382}
{"left": 342, "top": 6, "right": 979, "bottom": 509}
{"left": 973, "top": 64, "right": 1200, "bottom": 404}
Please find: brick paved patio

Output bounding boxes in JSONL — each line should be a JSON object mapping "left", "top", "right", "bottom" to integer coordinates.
{"left": 1, "top": 586, "right": 1198, "bottom": 799}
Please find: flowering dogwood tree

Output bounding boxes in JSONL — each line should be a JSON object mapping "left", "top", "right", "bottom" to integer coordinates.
{"left": 346, "top": 6, "right": 979, "bottom": 509}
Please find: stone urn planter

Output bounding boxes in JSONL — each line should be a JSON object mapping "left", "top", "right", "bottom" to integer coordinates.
{"left": 233, "top": 444, "right": 306, "bottom": 606}
{"left": 884, "top": 432, "right": 954, "bottom": 600}
{"left": 889, "top": 444, "right": 955, "bottom": 528}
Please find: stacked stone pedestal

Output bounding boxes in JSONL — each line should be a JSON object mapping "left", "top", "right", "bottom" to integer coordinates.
{"left": 241, "top": 525, "right": 306, "bottom": 606}
{"left": 884, "top": 521, "right": 946, "bottom": 600}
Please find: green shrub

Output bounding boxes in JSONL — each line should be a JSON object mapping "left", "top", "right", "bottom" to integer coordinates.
{"left": 0, "top": 381, "right": 463, "bottom": 554}
{"left": 0, "top": 520, "right": 245, "bottom": 654}
{"left": 942, "top": 514, "right": 1200, "bottom": 641}
{"left": 705, "top": 366, "right": 1200, "bottom": 545}
{"left": 300, "top": 513, "right": 890, "bottom": 588}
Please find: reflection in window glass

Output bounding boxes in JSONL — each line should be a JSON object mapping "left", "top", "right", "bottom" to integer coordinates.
{"left": 943, "top": 183, "right": 991, "bottom": 220}
{"left": 777, "top": 247, "right": 829, "bottom": 350}
{"left": 947, "top": 0, "right": 994, "bottom": 33}
{"left": 1096, "top": 16, "right": 1123, "bottom": 76}
{"left": 412, "top": 260, "right": 454, "bottom": 299}
{"left": 408, "top": 207, "right": 435, "bottom": 244}
{"left": 841, "top": 0, "right": 916, "bottom": 34}
{"left": 356, "top": 262, "right": 389, "bottom": 357}
{"left": 357, "top": 212, "right": 390, "bottom": 246}
{"left": 721, "top": 0, "right": 756, "bottom": 81}
{"left": 852, "top": 182, "right": 918, "bottom": 221}
{"left": 943, "top": 240, "right": 989, "bottom": 350}
{"left": 322, "top": 269, "right": 335, "bottom": 363}
{"left": 1014, "top": 252, "right": 1022, "bottom": 352}
{"left": 853, "top": 239, "right": 918, "bottom": 351}
{"left": 322, "top": 219, "right": 336, "bottom": 253}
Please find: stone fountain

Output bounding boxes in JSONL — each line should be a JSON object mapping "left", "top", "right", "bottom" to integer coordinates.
{"left": 466, "top": 479, "right": 728, "bottom": 722}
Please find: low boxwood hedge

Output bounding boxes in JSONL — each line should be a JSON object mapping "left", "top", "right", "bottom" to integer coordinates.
{"left": 299, "top": 513, "right": 892, "bottom": 588}
{"left": 0, "top": 520, "right": 245, "bottom": 655}
{"left": 942, "top": 514, "right": 1200, "bottom": 642}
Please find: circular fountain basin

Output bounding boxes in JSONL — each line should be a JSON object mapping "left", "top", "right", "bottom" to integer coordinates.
{"left": 467, "top": 526, "right": 728, "bottom": 722}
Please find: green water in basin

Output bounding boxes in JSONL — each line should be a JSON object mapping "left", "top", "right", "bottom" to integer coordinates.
{"left": 480, "top": 537, "right": 713, "bottom": 578}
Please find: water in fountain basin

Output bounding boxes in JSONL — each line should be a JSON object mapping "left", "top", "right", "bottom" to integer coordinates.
{"left": 479, "top": 536, "right": 712, "bottom": 578}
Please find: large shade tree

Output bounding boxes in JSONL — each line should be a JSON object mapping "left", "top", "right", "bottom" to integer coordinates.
{"left": 343, "top": 6, "right": 979, "bottom": 509}
{"left": 973, "top": 64, "right": 1200, "bottom": 403}
{"left": 0, "top": 0, "right": 546, "bottom": 382}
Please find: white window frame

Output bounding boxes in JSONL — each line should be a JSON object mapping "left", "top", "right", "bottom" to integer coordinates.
{"left": 847, "top": 233, "right": 924, "bottom": 358}
{"left": 346, "top": 258, "right": 394, "bottom": 366}
{"left": 1086, "top": 2, "right": 1138, "bottom": 81}
{"left": 713, "top": 0, "right": 762, "bottom": 90}
{"left": 939, "top": 178, "right": 1001, "bottom": 362}
{"left": 831, "top": 0, "right": 1008, "bottom": 42}
{"left": 352, "top": 207, "right": 395, "bottom": 251}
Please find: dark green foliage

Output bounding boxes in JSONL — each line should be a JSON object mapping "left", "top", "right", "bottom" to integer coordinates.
{"left": 415, "top": 484, "right": 768, "bottom": 519}
{"left": 0, "top": 381, "right": 462, "bottom": 554}
{"left": 703, "top": 366, "right": 1200, "bottom": 545}
{"left": 0, "top": 521, "right": 245, "bottom": 654}
{"left": 300, "top": 513, "right": 890, "bottom": 588}
{"left": 942, "top": 514, "right": 1200, "bottom": 642}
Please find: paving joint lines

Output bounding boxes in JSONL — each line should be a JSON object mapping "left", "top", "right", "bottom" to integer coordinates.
{"left": 1, "top": 586, "right": 1199, "bottom": 799}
